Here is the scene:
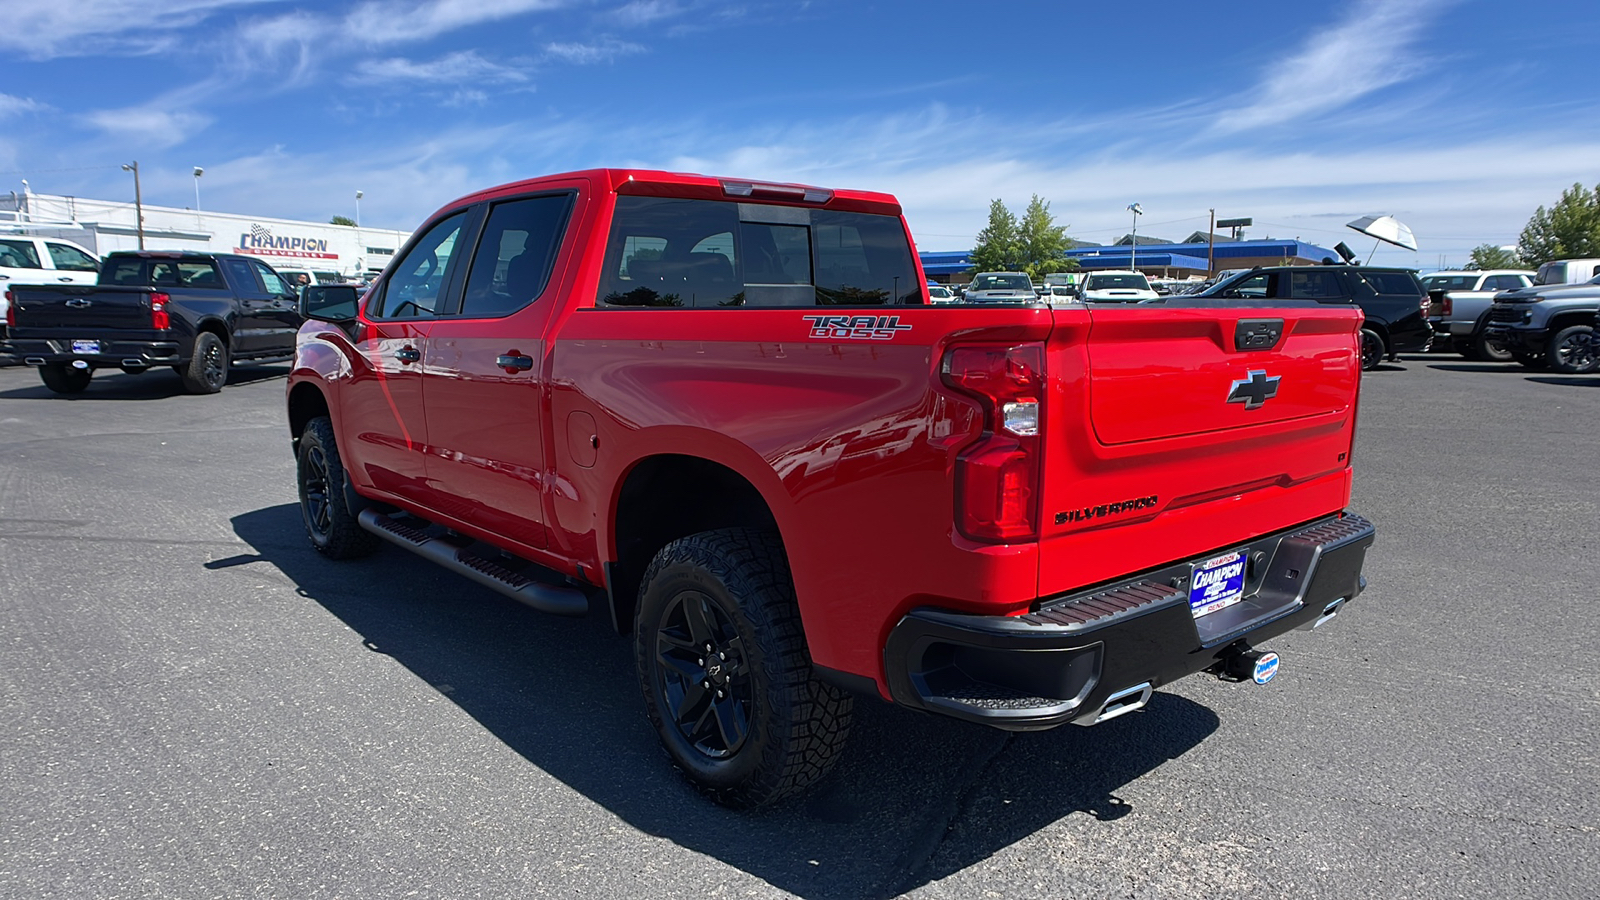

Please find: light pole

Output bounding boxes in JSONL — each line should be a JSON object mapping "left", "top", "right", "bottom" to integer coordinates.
{"left": 1126, "top": 202, "right": 1143, "bottom": 274}
{"left": 122, "top": 161, "right": 144, "bottom": 250}
{"left": 193, "top": 167, "right": 204, "bottom": 210}
{"left": 355, "top": 190, "right": 363, "bottom": 227}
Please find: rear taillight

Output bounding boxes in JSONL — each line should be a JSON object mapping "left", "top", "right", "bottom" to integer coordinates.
{"left": 1441, "top": 296, "right": 1452, "bottom": 316}
{"left": 941, "top": 343, "right": 1044, "bottom": 543}
{"left": 4, "top": 289, "right": 14, "bottom": 330}
{"left": 1419, "top": 293, "right": 1430, "bottom": 312}
{"left": 150, "top": 292, "right": 170, "bottom": 330}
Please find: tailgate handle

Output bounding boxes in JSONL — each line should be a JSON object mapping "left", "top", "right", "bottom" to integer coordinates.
{"left": 1235, "top": 318, "right": 1283, "bottom": 351}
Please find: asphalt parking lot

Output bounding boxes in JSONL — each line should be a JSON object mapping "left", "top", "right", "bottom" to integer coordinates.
{"left": 0, "top": 355, "right": 1596, "bottom": 900}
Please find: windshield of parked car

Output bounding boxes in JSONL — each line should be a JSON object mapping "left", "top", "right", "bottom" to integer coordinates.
{"left": 1422, "top": 274, "right": 1480, "bottom": 291}
{"left": 970, "top": 274, "right": 1031, "bottom": 292}
{"left": 1086, "top": 273, "right": 1151, "bottom": 290}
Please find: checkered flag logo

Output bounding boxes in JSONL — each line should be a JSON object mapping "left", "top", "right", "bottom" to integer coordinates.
{"left": 250, "top": 223, "right": 272, "bottom": 242}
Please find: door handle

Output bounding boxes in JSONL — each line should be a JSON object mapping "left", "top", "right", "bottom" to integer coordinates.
{"left": 496, "top": 353, "right": 534, "bottom": 372}
{"left": 58, "top": 277, "right": 73, "bottom": 282}
{"left": 394, "top": 346, "right": 421, "bottom": 363}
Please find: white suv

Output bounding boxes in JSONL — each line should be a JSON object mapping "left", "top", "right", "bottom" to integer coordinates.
{"left": 1, "top": 236, "right": 101, "bottom": 334}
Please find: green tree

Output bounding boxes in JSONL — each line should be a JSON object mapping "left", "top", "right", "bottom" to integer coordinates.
{"left": 1467, "top": 244, "right": 1521, "bottom": 270}
{"left": 1517, "top": 182, "right": 1600, "bottom": 266}
{"left": 1017, "top": 194, "right": 1076, "bottom": 279}
{"left": 330, "top": 215, "right": 357, "bottom": 226}
{"left": 970, "top": 198, "right": 1020, "bottom": 272}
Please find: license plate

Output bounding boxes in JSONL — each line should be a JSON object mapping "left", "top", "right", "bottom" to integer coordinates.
{"left": 71, "top": 340, "right": 100, "bottom": 354}
{"left": 1189, "top": 551, "right": 1247, "bottom": 618}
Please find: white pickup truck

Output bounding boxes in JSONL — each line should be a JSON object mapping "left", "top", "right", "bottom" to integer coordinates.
{"left": 1, "top": 236, "right": 101, "bottom": 336}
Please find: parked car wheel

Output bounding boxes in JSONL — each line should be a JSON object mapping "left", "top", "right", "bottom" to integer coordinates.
{"left": 1359, "top": 328, "right": 1386, "bottom": 371}
{"left": 634, "top": 528, "right": 852, "bottom": 809}
{"left": 1510, "top": 350, "right": 1548, "bottom": 371}
{"left": 1469, "top": 329, "right": 1514, "bottom": 363}
{"left": 180, "top": 332, "right": 229, "bottom": 394}
{"left": 1547, "top": 325, "right": 1600, "bottom": 375}
{"left": 297, "top": 416, "right": 381, "bottom": 559}
{"left": 39, "top": 363, "right": 92, "bottom": 394}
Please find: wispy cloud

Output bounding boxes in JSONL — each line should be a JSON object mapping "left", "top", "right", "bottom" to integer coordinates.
{"left": 2, "top": 0, "right": 268, "bottom": 58}
{"left": 80, "top": 105, "right": 214, "bottom": 149}
{"left": 0, "top": 94, "right": 46, "bottom": 119}
{"left": 542, "top": 39, "right": 645, "bottom": 64}
{"left": 1210, "top": 0, "right": 1453, "bottom": 135}
{"left": 344, "top": 0, "right": 571, "bottom": 45}
{"left": 609, "top": 0, "right": 685, "bottom": 27}
{"left": 352, "top": 51, "right": 532, "bottom": 85}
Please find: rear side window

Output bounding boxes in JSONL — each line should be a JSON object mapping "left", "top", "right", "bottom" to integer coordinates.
{"left": 1358, "top": 271, "right": 1423, "bottom": 296}
{"left": 221, "top": 258, "right": 260, "bottom": 293}
{"left": 597, "top": 196, "right": 919, "bottom": 308}
{"left": 101, "top": 258, "right": 145, "bottom": 284}
{"left": 460, "top": 193, "right": 574, "bottom": 318}
{"left": 45, "top": 243, "right": 99, "bottom": 272}
{"left": 0, "top": 239, "right": 41, "bottom": 269}
{"left": 1285, "top": 269, "right": 1344, "bottom": 299}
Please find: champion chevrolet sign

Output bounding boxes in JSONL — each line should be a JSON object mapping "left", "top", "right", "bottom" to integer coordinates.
{"left": 234, "top": 223, "right": 338, "bottom": 260}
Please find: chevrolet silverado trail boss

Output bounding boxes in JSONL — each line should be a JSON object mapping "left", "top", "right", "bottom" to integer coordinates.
{"left": 286, "top": 169, "right": 1376, "bottom": 808}
{"left": 5, "top": 251, "right": 303, "bottom": 394}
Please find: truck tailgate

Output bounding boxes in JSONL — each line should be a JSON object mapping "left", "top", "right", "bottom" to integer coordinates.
{"left": 10, "top": 286, "right": 154, "bottom": 331}
{"left": 1037, "top": 303, "right": 1362, "bottom": 598}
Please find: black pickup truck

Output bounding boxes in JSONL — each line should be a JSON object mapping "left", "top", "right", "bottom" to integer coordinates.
{"left": 3, "top": 251, "right": 303, "bottom": 394}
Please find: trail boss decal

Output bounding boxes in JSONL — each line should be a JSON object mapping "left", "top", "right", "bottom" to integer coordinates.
{"left": 1055, "top": 495, "right": 1158, "bottom": 525}
{"left": 802, "top": 314, "right": 913, "bottom": 341}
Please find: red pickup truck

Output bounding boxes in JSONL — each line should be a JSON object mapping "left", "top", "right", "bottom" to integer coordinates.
{"left": 286, "top": 169, "right": 1374, "bottom": 807}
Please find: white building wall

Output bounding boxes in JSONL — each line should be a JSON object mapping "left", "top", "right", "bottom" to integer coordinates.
{"left": 0, "top": 191, "right": 411, "bottom": 279}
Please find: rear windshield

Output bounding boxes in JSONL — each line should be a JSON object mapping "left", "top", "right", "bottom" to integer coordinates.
{"left": 1086, "top": 273, "right": 1151, "bottom": 290}
{"left": 970, "top": 274, "right": 1032, "bottom": 292}
{"left": 1534, "top": 262, "right": 1566, "bottom": 285}
{"left": 1421, "top": 274, "right": 1480, "bottom": 291}
{"left": 101, "top": 257, "right": 223, "bottom": 288}
{"left": 1357, "top": 271, "right": 1423, "bottom": 296}
{"left": 597, "top": 196, "right": 920, "bottom": 307}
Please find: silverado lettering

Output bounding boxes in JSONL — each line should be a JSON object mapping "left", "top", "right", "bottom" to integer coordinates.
{"left": 283, "top": 168, "right": 1376, "bottom": 810}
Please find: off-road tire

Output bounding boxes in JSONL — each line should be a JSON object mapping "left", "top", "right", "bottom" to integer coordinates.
{"left": 1470, "top": 329, "right": 1514, "bottom": 363}
{"left": 297, "top": 416, "right": 381, "bottom": 559}
{"left": 39, "top": 363, "right": 92, "bottom": 394}
{"left": 1359, "top": 328, "right": 1386, "bottom": 371}
{"left": 180, "top": 332, "right": 229, "bottom": 394}
{"left": 1547, "top": 325, "right": 1599, "bottom": 375}
{"left": 634, "top": 528, "right": 852, "bottom": 809}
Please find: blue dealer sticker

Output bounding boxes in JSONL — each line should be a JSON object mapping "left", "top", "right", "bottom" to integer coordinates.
{"left": 1252, "top": 652, "right": 1281, "bottom": 685}
{"left": 1189, "top": 551, "right": 1247, "bottom": 618}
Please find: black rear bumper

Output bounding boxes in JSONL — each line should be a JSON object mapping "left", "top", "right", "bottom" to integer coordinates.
{"left": 5, "top": 337, "right": 185, "bottom": 368}
{"left": 883, "top": 512, "right": 1375, "bottom": 731}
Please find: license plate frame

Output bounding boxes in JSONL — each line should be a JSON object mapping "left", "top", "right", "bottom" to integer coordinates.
{"left": 1189, "top": 551, "right": 1247, "bottom": 619}
{"left": 71, "top": 340, "right": 101, "bottom": 355}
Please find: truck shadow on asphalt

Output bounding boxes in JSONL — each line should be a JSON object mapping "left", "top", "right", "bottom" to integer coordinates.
{"left": 223, "top": 503, "right": 1220, "bottom": 900}
{"left": 0, "top": 364, "right": 286, "bottom": 400}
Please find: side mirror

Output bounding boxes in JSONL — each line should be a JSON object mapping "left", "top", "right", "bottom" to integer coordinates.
{"left": 299, "top": 284, "right": 361, "bottom": 322}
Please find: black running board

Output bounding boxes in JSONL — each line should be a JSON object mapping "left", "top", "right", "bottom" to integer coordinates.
{"left": 357, "top": 509, "right": 588, "bottom": 617}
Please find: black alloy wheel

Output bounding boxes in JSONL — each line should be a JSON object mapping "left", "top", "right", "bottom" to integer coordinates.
{"left": 653, "top": 590, "right": 752, "bottom": 759}
{"left": 296, "top": 416, "right": 380, "bottom": 559}
{"left": 180, "top": 332, "right": 230, "bottom": 394}
{"left": 1548, "top": 325, "right": 1600, "bottom": 375}
{"left": 1359, "top": 328, "right": 1385, "bottom": 371}
{"left": 301, "top": 442, "right": 334, "bottom": 540}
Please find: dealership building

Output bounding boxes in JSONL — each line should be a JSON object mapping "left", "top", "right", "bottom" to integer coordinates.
{"left": 0, "top": 186, "right": 411, "bottom": 281}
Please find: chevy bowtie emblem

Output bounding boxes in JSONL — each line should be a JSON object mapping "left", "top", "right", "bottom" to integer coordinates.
{"left": 1227, "top": 369, "right": 1280, "bottom": 409}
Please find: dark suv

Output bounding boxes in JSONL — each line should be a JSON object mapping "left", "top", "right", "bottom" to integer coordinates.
{"left": 1180, "top": 266, "right": 1431, "bottom": 370}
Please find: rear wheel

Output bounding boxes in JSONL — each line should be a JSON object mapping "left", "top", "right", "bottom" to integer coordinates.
{"left": 1547, "top": 325, "right": 1599, "bottom": 374}
{"left": 297, "top": 416, "right": 380, "bottom": 559}
{"left": 39, "top": 363, "right": 92, "bottom": 394}
{"left": 180, "top": 332, "right": 229, "bottom": 394}
{"left": 1359, "top": 328, "right": 1386, "bottom": 371}
{"left": 634, "top": 528, "right": 852, "bottom": 808}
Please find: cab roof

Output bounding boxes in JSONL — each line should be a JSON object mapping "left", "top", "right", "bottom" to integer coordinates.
{"left": 440, "top": 168, "right": 904, "bottom": 218}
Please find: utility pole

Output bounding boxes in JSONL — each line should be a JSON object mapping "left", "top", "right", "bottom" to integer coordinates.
{"left": 122, "top": 161, "right": 144, "bottom": 250}
{"left": 1207, "top": 208, "right": 1216, "bottom": 278}
{"left": 1127, "top": 203, "right": 1143, "bottom": 273}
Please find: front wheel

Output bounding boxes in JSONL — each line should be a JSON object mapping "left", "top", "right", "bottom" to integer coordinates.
{"left": 180, "top": 332, "right": 229, "bottom": 394}
{"left": 39, "top": 363, "right": 92, "bottom": 394}
{"left": 1547, "top": 325, "right": 1599, "bottom": 374}
{"left": 1359, "top": 328, "right": 1386, "bottom": 371}
{"left": 634, "top": 528, "right": 852, "bottom": 808}
{"left": 297, "top": 416, "right": 381, "bottom": 559}
{"left": 1471, "top": 330, "right": 1514, "bottom": 363}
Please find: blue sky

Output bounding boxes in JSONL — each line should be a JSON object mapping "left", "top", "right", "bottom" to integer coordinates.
{"left": 3, "top": 0, "right": 1598, "bottom": 268}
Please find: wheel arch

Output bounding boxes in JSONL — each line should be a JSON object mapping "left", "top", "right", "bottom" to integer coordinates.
{"left": 605, "top": 452, "right": 784, "bottom": 635}
{"left": 194, "top": 316, "right": 231, "bottom": 348}
{"left": 287, "top": 381, "right": 332, "bottom": 449}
